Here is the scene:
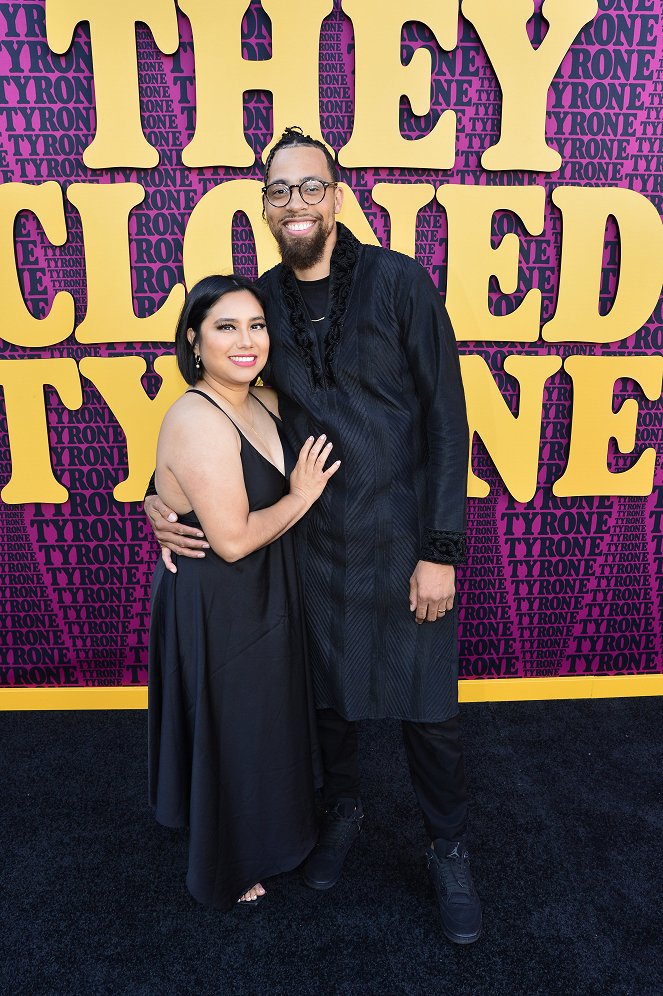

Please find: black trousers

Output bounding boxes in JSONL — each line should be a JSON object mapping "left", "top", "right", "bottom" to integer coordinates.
{"left": 316, "top": 708, "right": 468, "bottom": 842}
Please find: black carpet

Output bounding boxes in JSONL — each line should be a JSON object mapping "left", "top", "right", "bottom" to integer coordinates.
{"left": 1, "top": 698, "right": 661, "bottom": 996}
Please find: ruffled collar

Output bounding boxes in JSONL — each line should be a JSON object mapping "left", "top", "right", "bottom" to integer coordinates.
{"left": 279, "top": 222, "right": 360, "bottom": 389}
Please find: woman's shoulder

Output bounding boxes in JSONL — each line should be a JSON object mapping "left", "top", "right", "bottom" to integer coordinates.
{"left": 161, "top": 389, "right": 239, "bottom": 440}
{"left": 162, "top": 388, "right": 205, "bottom": 424}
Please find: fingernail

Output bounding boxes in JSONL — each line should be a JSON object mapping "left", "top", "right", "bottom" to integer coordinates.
{"left": 168, "top": 513, "right": 177, "bottom": 522}
{"left": 320, "top": 434, "right": 326, "bottom": 441}
{"left": 196, "top": 531, "right": 204, "bottom": 537}
{"left": 202, "top": 542, "right": 210, "bottom": 548}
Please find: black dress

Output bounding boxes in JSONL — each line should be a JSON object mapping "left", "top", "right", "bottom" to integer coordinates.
{"left": 148, "top": 391, "right": 320, "bottom": 910}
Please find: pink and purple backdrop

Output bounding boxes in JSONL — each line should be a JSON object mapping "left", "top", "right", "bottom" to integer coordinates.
{"left": 0, "top": 0, "right": 662, "bottom": 688}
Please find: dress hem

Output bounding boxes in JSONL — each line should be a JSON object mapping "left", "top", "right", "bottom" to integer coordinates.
{"left": 185, "top": 835, "right": 318, "bottom": 912}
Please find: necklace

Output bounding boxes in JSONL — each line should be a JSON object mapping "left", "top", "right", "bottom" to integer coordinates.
{"left": 311, "top": 315, "right": 326, "bottom": 322}
{"left": 200, "top": 383, "right": 273, "bottom": 449}
{"left": 237, "top": 398, "right": 272, "bottom": 448}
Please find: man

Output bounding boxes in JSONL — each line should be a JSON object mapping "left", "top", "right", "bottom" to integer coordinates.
{"left": 145, "top": 127, "right": 481, "bottom": 943}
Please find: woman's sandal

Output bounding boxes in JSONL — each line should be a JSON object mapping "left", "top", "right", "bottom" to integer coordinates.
{"left": 235, "top": 887, "right": 266, "bottom": 909}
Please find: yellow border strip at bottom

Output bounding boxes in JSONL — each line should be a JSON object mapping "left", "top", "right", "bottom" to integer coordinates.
{"left": 0, "top": 674, "right": 661, "bottom": 711}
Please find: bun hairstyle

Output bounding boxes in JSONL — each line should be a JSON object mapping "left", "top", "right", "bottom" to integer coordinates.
{"left": 263, "top": 125, "right": 339, "bottom": 184}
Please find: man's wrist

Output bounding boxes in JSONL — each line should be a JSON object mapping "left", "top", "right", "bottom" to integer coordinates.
{"left": 420, "top": 529, "right": 466, "bottom": 566}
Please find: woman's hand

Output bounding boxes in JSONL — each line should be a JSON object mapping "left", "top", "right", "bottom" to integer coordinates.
{"left": 289, "top": 435, "right": 340, "bottom": 508}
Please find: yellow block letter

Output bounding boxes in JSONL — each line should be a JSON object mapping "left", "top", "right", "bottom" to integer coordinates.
{"left": 462, "top": 355, "right": 562, "bottom": 501}
{"left": 544, "top": 186, "right": 663, "bottom": 344}
{"left": 554, "top": 356, "right": 663, "bottom": 497}
{"left": 180, "top": 0, "right": 331, "bottom": 167}
{"left": 79, "top": 356, "right": 185, "bottom": 501}
{"left": 437, "top": 184, "right": 545, "bottom": 342}
{"left": 336, "top": 185, "right": 380, "bottom": 247}
{"left": 69, "top": 183, "right": 184, "bottom": 343}
{"left": 0, "top": 182, "right": 74, "bottom": 348}
{"left": 46, "top": 0, "right": 179, "bottom": 168}
{"left": 0, "top": 359, "right": 82, "bottom": 504}
{"left": 371, "top": 184, "right": 436, "bottom": 257}
{"left": 463, "top": 0, "right": 598, "bottom": 171}
{"left": 183, "top": 180, "right": 280, "bottom": 286}
{"left": 341, "top": 0, "right": 458, "bottom": 168}
{"left": 183, "top": 180, "right": 378, "bottom": 286}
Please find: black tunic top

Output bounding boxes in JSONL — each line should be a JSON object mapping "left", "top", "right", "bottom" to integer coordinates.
{"left": 259, "top": 224, "right": 469, "bottom": 722}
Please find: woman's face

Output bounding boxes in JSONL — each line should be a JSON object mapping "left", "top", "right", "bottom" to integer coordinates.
{"left": 190, "top": 290, "right": 269, "bottom": 385}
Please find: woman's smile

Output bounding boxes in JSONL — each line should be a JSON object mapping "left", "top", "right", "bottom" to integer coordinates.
{"left": 228, "top": 354, "right": 258, "bottom": 367}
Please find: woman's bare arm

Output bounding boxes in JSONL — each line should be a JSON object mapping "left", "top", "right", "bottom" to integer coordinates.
{"left": 156, "top": 398, "right": 339, "bottom": 564}
{"left": 145, "top": 387, "right": 282, "bottom": 571}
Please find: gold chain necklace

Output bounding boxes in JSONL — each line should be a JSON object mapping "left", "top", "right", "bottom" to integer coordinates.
{"left": 237, "top": 398, "right": 272, "bottom": 449}
{"left": 200, "top": 384, "right": 273, "bottom": 449}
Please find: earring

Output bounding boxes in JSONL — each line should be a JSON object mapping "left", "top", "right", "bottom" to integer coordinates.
{"left": 194, "top": 354, "right": 201, "bottom": 372}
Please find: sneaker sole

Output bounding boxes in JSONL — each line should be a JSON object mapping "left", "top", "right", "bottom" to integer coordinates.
{"left": 302, "top": 873, "right": 341, "bottom": 890}
{"left": 442, "top": 924, "right": 482, "bottom": 945}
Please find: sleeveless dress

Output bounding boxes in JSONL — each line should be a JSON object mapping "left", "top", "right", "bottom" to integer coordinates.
{"left": 148, "top": 391, "right": 320, "bottom": 910}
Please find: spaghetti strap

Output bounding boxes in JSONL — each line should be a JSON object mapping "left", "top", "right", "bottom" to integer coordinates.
{"left": 250, "top": 389, "right": 282, "bottom": 423}
{"left": 186, "top": 389, "right": 286, "bottom": 477}
{"left": 186, "top": 389, "right": 241, "bottom": 435}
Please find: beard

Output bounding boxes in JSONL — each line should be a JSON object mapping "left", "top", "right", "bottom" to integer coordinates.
{"left": 271, "top": 218, "right": 331, "bottom": 271}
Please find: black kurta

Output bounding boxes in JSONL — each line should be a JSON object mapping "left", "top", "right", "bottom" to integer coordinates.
{"left": 259, "top": 224, "right": 469, "bottom": 723}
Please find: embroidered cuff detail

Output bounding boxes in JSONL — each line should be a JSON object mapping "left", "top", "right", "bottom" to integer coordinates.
{"left": 420, "top": 529, "right": 467, "bottom": 565}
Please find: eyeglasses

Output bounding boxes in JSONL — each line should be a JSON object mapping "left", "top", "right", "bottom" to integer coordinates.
{"left": 262, "top": 178, "right": 338, "bottom": 208}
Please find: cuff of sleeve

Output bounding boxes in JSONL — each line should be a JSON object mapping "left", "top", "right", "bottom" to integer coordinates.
{"left": 144, "top": 470, "right": 157, "bottom": 499}
{"left": 420, "top": 529, "right": 467, "bottom": 566}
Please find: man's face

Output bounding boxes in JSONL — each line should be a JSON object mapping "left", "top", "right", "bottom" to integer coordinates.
{"left": 263, "top": 145, "right": 343, "bottom": 271}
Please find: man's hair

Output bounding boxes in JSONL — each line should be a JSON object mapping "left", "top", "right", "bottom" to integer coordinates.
{"left": 263, "top": 126, "right": 339, "bottom": 184}
{"left": 175, "top": 274, "right": 266, "bottom": 385}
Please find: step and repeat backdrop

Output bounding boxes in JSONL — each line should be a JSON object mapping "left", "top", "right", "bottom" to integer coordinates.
{"left": 0, "top": 0, "right": 662, "bottom": 691}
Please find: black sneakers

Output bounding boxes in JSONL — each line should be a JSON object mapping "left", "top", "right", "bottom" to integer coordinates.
{"left": 303, "top": 798, "right": 364, "bottom": 890}
{"left": 304, "top": 805, "right": 481, "bottom": 944}
{"left": 426, "top": 837, "right": 482, "bottom": 944}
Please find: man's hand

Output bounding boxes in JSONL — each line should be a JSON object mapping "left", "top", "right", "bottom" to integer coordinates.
{"left": 143, "top": 494, "right": 209, "bottom": 574}
{"left": 409, "top": 561, "right": 455, "bottom": 624}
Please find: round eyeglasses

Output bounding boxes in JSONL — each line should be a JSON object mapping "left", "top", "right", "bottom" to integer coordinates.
{"left": 262, "top": 178, "right": 338, "bottom": 208}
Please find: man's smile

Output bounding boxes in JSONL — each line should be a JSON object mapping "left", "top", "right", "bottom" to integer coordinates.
{"left": 283, "top": 218, "right": 318, "bottom": 235}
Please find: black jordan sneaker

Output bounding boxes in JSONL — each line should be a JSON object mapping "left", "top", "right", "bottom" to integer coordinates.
{"left": 426, "top": 837, "right": 482, "bottom": 944}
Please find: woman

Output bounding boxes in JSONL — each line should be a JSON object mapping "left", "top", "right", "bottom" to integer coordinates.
{"left": 148, "top": 274, "right": 339, "bottom": 909}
